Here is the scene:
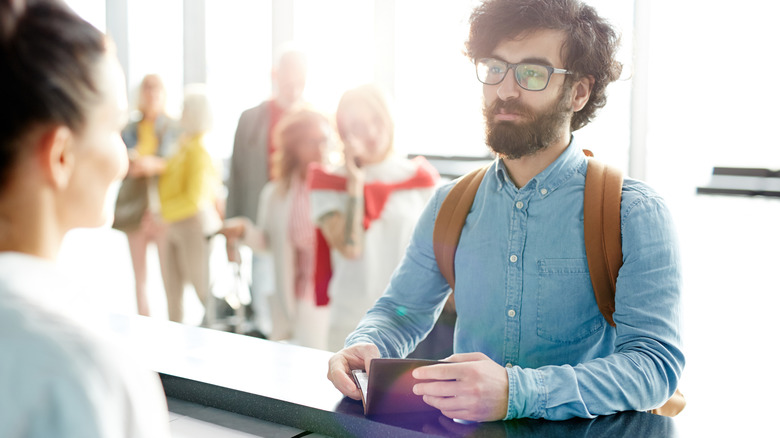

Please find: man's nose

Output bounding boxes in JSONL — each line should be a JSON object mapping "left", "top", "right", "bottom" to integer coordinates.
{"left": 496, "top": 68, "right": 521, "bottom": 101}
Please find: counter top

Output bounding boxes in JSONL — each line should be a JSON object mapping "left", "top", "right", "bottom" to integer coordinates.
{"left": 107, "top": 314, "right": 678, "bottom": 437}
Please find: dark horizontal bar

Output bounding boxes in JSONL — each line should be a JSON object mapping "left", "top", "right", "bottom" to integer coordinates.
{"left": 408, "top": 153, "right": 493, "bottom": 162}
{"left": 696, "top": 187, "right": 780, "bottom": 197}
{"left": 712, "top": 167, "right": 780, "bottom": 178}
{"left": 160, "top": 374, "right": 436, "bottom": 438}
{"left": 408, "top": 154, "right": 493, "bottom": 180}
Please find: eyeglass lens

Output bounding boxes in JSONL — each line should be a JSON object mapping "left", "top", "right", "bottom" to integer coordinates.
{"left": 476, "top": 59, "right": 551, "bottom": 91}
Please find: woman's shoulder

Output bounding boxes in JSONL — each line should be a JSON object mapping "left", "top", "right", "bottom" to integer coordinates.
{"left": 0, "top": 292, "right": 106, "bottom": 384}
{"left": 0, "top": 302, "right": 167, "bottom": 433}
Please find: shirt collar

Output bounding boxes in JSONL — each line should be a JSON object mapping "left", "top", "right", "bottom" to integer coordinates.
{"left": 493, "top": 159, "right": 512, "bottom": 191}
{"left": 492, "top": 135, "right": 587, "bottom": 196}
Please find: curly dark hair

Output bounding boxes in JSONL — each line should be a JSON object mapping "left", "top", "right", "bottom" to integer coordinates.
{"left": 465, "top": 0, "right": 622, "bottom": 131}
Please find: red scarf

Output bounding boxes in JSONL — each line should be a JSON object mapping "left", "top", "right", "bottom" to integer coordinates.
{"left": 307, "top": 156, "right": 439, "bottom": 306}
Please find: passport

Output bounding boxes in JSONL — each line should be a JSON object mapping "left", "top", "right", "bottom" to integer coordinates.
{"left": 351, "top": 358, "right": 447, "bottom": 415}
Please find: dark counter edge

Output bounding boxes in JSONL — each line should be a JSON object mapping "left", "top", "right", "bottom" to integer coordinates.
{"left": 696, "top": 187, "right": 780, "bottom": 197}
{"left": 160, "top": 373, "right": 433, "bottom": 438}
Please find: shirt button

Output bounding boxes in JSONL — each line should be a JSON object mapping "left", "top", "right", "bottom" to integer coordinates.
{"left": 507, "top": 309, "right": 516, "bottom": 317}
{"left": 509, "top": 254, "right": 518, "bottom": 263}
{"left": 506, "top": 362, "right": 513, "bottom": 368}
{"left": 515, "top": 201, "right": 524, "bottom": 209}
{"left": 540, "top": 188, "right": 548, "bottom": 195}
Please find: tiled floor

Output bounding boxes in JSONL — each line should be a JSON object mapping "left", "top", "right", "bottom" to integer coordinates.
{"left": 55, "top": 187, "right": 780, "bottom": 436}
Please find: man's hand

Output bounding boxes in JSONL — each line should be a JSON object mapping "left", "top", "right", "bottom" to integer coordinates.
{"left": 412, "top": 352, "right": 509, "bottom": 422}
{"left": 327, "top": 343, "right": 380, "bottom": 400}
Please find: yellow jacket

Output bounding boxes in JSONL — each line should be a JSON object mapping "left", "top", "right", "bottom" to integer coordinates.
{"left": 158, "top": 133, "right": 219, "bottom": 223}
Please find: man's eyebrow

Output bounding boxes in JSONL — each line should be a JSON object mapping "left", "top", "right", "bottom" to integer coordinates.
{"left": 520, "top": 57, "right": 554, "bottom": 66}
{"left": 490, "top": 55, "right": 555, "bottom": 67}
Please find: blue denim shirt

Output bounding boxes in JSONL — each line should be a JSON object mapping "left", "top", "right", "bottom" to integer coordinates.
{"left": 345, "top": 139, "right": 684, "bottom": 420}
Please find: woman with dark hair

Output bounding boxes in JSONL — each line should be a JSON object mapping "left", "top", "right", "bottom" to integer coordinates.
{"left": 0, "top": 0, "right": 170, "bottom": 435}
{"left": 220, "top": 107, "right": 333, "bottom": 348}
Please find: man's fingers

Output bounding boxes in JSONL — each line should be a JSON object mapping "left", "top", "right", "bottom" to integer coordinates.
{"left": 423, "top": 396, "right": 482, "bottom": 422}
{"left": 442, "top": 352, "right": 489, "bottom": 363}
{"left": 413, "top": 352, "right": 492, "bottom": 381}
{"left": 327, "top": 356, "right": 361, "bottom": 400}
{"left": 326, "top": 343, "right": 380, "bottom": 400}
{"left": 413, "top": 362, "right": 463, "bottom": 381}
{"left": 334, "top": 371, "right": 362, "bottom": 400}
{"left": 413, "top": 380, "right": 458, "bottom": 397}
{"left": 346, "top": 344, "right": 380, "bottom": 374}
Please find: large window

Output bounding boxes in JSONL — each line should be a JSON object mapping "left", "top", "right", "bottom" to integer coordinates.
{"left": 205, "top": 0, "right": 272, "bottom": 159}
{"left": 569, "top": 0, "right": 634, "bottom": 168}
{"left": 394, "top": 0, "right": 486, "bottom": 158}
{"left": 125, "top": 0, "right": 184, "bottom": 119}
{"left": 67, "top": 0, "right": 635, "bottom": 164}
{"left": 293, "top": 0, "right": 375, "bottom": 115}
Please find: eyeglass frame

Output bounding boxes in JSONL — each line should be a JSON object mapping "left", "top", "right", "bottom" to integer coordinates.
{"left": 475, "top": 58, "right": 572, "bottom": 92}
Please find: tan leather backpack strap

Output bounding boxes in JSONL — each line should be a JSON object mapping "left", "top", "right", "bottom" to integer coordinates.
{"left": 583, "top": 158, "right": 624, "bottom": 327}
{"left": 585, "top": 157, "right": 686, "bottom": 417}
{"left": 433, "top": 166, "right": 489, "bottom": 290}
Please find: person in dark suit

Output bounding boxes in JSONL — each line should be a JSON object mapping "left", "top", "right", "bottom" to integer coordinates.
{"left": 225, "top": 45, "right": 308, "bottom": 334}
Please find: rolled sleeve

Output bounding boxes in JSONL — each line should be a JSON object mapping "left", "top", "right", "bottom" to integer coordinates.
{"left": 505, "top": 366, "right": 543, "bottom": 419}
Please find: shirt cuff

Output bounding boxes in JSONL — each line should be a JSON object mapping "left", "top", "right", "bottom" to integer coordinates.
{"left": 505, "top": 366, "right": 544, "bottom": 419}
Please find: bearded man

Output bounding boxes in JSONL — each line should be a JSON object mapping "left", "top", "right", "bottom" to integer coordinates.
{"left": 326, "top": 0, "right": 683, "bottom": 422}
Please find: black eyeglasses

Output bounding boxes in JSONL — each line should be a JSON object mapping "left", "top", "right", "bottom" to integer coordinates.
{"left": 475, "top": 58, "right": 571, "bottom": 91}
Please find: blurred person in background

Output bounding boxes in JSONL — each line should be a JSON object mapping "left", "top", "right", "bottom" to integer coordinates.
{"left": 158, "top": 85, "right": 222, "bottom": 326}
{"left": 309, "top": 84, "right": 440, "bottom": 351}
{"left": 220, "top": 107, "right": 333, "bottom": 348}
{"left": 226, "top": 45, "right": 308, "bottom": 335}
{"left": 112, "top": 73, "right": 177, "bottom": 317}
{"left": 0, "top": 0, "right": 170, "bottom": 435}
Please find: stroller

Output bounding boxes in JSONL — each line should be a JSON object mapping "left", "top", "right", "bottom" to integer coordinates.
{"left": 207, "top": 234, "right": 265, "bottom": 337}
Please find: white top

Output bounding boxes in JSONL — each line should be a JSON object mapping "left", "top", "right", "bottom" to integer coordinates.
{"left": 247, "top": 180, "right": 296, "bottom": 340}
{"left": 243, "top": 179, "right": 329, "bottom": 348}
{"left": 310, "top": 156, "right": 436, "bottom": 351}
{"left": 0, "top": 252, "right": 171, "bottom": 438}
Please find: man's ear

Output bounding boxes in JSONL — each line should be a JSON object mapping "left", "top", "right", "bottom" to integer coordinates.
{"left": 571, "top": 75, "right": 595, "bottom": 113}
{"left": 38, "top": 125, "right": 76, "bottom": 190}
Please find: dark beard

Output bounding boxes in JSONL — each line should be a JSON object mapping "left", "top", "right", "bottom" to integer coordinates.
{"left": 483, "top": 87, "right": 573, "bottom": 159}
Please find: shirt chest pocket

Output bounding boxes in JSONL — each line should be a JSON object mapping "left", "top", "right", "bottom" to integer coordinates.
{"left": 536, "top": 258, "right": 604, "bottom": 344}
